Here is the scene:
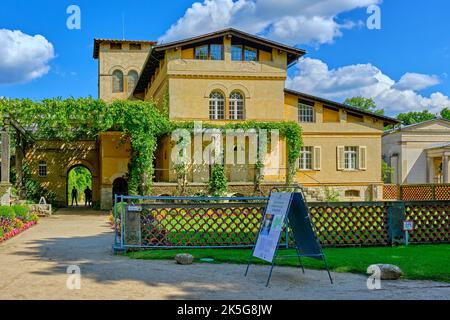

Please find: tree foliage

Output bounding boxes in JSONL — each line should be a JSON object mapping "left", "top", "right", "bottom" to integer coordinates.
{"left": 396, "top": 110, "right": 436, "bottom": 126}
{"left": 344, "top": 96, "right": 384, "bottom": 115}
{"left": 439, "top": 107, "right": 450, "bottom": 120}
{"left": 381, "top": 160, "right": 394, "bottom": 183}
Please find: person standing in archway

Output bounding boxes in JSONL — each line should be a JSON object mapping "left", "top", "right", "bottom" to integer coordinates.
{"left": 84, "top": 186, "right": 92, "bottom": 207}
{"left": 71, "top": 187, "right": 78, "bottom": 206}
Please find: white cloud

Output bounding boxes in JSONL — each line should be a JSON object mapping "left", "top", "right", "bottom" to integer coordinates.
{"left": 159, "top": 0, "right": 381, "bottom": 45}
{"left": 0, "top": 29, "right": 55, "bottom": 84}
{"left": 393, "top": 73, "right": 440, "bottom": 91}
{"left": 286, "top": 58, "right": 450, "bottom": 115}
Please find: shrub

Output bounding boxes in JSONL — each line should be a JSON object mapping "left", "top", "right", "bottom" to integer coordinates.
{"left": 324, "top": 187, "right": 340, "bottom": 202}
{"left": 0, "top": 206, "right": 15, "bottom": 220}
{"left": 11, "top": 205, "right": 30, "bottom": 221}
{"left": 209, "top": 164, "right": 228, "bottom": 196}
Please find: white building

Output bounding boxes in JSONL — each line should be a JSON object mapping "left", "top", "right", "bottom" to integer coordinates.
{"left": 382, "top": 118, "right": 450, "bottom": 184}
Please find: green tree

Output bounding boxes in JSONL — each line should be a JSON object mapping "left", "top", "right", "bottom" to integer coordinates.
{"left": 396, "top": 110, "right": 436, "bottom": 125}
{"left": 440, "top": 107, "right": 450, "bottom": 120}
{"left": 381, "top": 160, "right": 394, "bottom": 183}
{"left": 344, "top": 96, "right": 384, "bottom": 115}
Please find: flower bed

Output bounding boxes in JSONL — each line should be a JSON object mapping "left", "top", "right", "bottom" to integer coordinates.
{"left": 0, "top": 205, "right": 39, "bottom": 243}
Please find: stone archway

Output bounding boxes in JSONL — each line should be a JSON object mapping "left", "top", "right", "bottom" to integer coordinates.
{"left": 66, "top": 164, "right": 93, "bottom": 207}
{"left": 25, "top": 140, "right": 101, "bottom": 207}
{"left": 66, "top": 160, "right": 100, "bottom": 207}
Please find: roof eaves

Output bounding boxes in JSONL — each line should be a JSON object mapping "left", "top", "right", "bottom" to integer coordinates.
{"left": 93, "top": 38, "right": 157, "bottom": 59}
{"left": 284, "top": 88, "right": 400, "bottom": 124}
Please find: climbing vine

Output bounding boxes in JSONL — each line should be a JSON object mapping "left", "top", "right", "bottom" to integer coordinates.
{"left": 209, "top": 164, "right": 228, "bottom": 196}
{"left": 0, "top": 98, "right": 302, "bottom": 195}
{"left": 169, "top": 120, "right": 303, "bottom": 183}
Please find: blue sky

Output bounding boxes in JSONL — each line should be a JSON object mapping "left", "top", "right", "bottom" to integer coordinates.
{"left": 1, "top": 0, "right": 449, "bottom": 116}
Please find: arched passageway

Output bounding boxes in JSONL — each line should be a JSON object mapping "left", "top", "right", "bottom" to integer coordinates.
{"left": 67, "top": 165, "right": 93, "bottom": 207}
{"left": 112, "top": 177, "right": 128, "bottom": 203}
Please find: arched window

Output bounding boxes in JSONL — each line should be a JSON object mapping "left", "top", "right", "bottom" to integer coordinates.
{"left": 127, "top": 70, "right": 138, "bottom": 93}
{"left": 38, "top": 161, "right": 47, "bottom": 177}
{"left": 209, "top": 91, "right": 225, "bottom": 120}
{"left": 112, "top": 70, "right": 124, "bottom": 93}
{"left": 229, "top": 91, "right": 244, "bottom": 120}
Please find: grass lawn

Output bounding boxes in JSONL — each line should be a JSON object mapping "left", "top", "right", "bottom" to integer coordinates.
{"left": 128, "top": 244, "right": 450, "bottom": 283}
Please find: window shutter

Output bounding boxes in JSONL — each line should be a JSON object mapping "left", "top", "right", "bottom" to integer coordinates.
{"left": 359, "top": 146, "right": 367, "bottom": 170}
{"left": 337, "top": 146, "right": 344, "bottom": 170}
{"left": 313, "top": 146, "right": 321, "bottom": 170}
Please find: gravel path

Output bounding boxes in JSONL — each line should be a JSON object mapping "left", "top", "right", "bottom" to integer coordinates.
{"left": 0, "top": 208, "right": 449, "bottom": 300}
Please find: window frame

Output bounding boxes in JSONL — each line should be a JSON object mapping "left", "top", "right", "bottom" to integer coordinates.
{"left": 209, "top": 44, "right": 223, "bottom": 60}
{"left": 344, "top": 146, "right": 358, "bottom": 170}
{"left": 299, "top": 146, "right": 313, "bottom": 171}
{"left": 38, "top": 161, "right": 47, "bottom": 177}
{"left": 231, "top": 45, "right": 243, "bottom": 61}
{"left": 194, "top": 45, "right": 209, "bottom": 60}
{"left": 194, "top": 44, "right": 224, "bottom": 61}
{"left": 244, "top": 46, "right": 258, "bottom": 62}
{"left": 209, "top": 91, "right": 225, "bottom": 120}
{"left": 129, "top": 43, "right": 142, "bottom": 51}
{"left": 127, "top": 70, "right": 139, "bottom": 93}
{"left": 231, "top": 45, "right": 259, "bottom": 61}
{"left": 110, "top": 43, "right": 122, "bottom": 50}
{"left": 112, "top": 70, "right": 124, "bottom": 93}
{"left": 298, "top": 100, "right": 315, "bottom": 123}
{"left": 229, "top": 91, "right": 245, "bottom": 120}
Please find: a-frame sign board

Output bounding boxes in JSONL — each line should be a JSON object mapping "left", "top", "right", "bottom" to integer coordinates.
{"left": 245, "top": 190, "right": 333, "bottom": 287}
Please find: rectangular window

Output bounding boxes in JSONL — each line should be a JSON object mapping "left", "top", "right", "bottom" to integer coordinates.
{"left": 231, "top": 45, "right": 243, "bottom": 61}
{"left": 244, "top": 46, "right": 257, "bottom": 61}
{"left": 129, "top": 43, "right": 141, "bottom": 51}
{"left": 300, "top": 147, "right": 313, "bottom": 170}
{"left": 110, "top": 43, "right": 122, "bottom": 50}
{"left": 209, "top": 44, "right": 223, "bottom": 60}
{"left": 38, "top": 162, "right": 47, "bottom": 177}
{"left": 298, "top": 100, "right": 315, "bottom": 123}
{"left": 195, "top": 45, "right": 209, "bottom": 60}
{"left": 344, "top": 146, "right": 358, "bottom": 170}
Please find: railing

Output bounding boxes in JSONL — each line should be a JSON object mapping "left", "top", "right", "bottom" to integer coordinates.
{"left": 113, "top": 195, "right": 450, "bottom": 252}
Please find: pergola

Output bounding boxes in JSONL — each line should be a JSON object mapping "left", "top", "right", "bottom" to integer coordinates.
{"left": 1, "top": 113, "right": 31, "bottom": 205}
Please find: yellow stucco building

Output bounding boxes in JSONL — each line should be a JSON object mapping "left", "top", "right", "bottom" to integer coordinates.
{"left": 27, "top": 28, "right": 398, "bottom": 208}
{"left": 95, "top": 28, "right": 397, "bottom": 202}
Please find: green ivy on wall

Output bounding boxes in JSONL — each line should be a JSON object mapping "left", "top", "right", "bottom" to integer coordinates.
{"left": 0, "top": 98, "right": 303, "bottom": 195}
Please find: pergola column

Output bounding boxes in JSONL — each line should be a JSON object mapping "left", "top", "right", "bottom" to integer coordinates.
{"left": 1, "top": 128, "right": 10, "bottom": 183}
{"left": 443, "top": 155, "right": 450, "bottom": 184}
{"left": 427, "top": 156, "right": 435, "bottom": 183}
{"left": 0, "top": 126, "right": 11, "bottom": 205}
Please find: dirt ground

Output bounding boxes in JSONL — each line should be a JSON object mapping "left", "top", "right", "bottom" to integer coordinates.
{"left": 0, "top": 208, "right": 449, "bottom": 300}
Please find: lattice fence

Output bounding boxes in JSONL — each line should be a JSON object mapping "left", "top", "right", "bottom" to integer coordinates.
{"left": 435, "top": 186, "right": 450, "bottom": 201}
{"left": 115, "top": 198, "right": 450, "bottom": 250}
{"left": 383, "top": 184, "right": 399, "bottom": 200}
{"left": 139, "top": 203, "right": 266, "bottom": 247}
{"left": 401, "top": 185, "right": 434, "bottom": 201}
{"left": 383, "top": 184, "right": 450, "bottom": 201}
{"left": 309, "top": 203, "right": 388, "bottom": 246}
{"left": 405, "top": 202, "right": 450, "bottom": 244}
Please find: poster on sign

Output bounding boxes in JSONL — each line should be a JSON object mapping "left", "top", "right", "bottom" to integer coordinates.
{"left": 253, "top": 192, "right": 292, "bottom": 262}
